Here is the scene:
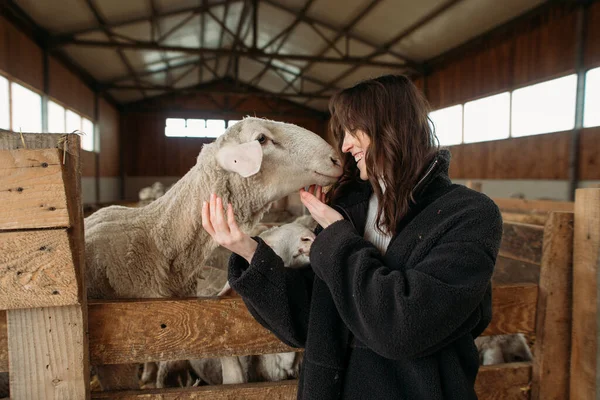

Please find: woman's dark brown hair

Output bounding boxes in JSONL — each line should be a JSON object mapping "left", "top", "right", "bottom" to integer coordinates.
{"left": 328, "top": 74, "right": 439, "bottom": 235}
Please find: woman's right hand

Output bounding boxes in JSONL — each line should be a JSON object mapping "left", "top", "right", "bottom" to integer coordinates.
{"left": 202, "top": 193, "right": 258, "bottom": 263}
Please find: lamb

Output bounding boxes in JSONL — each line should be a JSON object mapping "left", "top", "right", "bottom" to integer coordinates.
{"left": 85, "top": 117, "right": 341, "bottom": 390}
{"left": 475, "top": 334, "right": 533, "bottom": 365}
{"left": 152, "top": 222, "right": 315, "bottom": 388}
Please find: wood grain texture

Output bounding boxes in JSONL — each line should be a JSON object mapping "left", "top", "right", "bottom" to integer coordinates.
{"left": 0, "top": 283, "right": 537, "bottom": 368}
{"left": 8, "top": 306, "right": 89, "bottom": 399}
{"left": 0, "top": 148, "right": 69, "bottom": 230}
{"left": 0, "top": 311, "right": 6, "bottom": 373}
{"left": 91, "top": 380, "right": 298, "bottom": 400}
{"left": 570, "top": 189, "right": 600, "bottom": 400}
{"left": 87, "top": 297, "right": 298, "bottom": 366}
{"left": 2, "top": 133, "right": 90, "bottom": 399}
{"left": 0, "top": 229, "right": 79, "bottom": 310}
{"left": 499, "top": 222, "right": 544, "bottom": 265}
{"left": 531, "top": 212, "right": 573, "bottom": 400}
{"left": 501, "top": 211, "right": 547, "bottom": 226}
{"left": 483, "top": 284, "right": 538, "bottom": 336}
{"left": 475, "top": 363, "right": 532, "bottom": 400}
{"left": 494, "top": 197, "right": 574, "bottom": 213}
{"left": 90, "top": 363, "right": 533, "bottom": 400}
{"left": 492, "top": 256, "right": 540, "bottom": 285}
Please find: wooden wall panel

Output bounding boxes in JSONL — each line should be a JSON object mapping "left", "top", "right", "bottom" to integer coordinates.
{"left": 98, "top": 98, "right": 120, "bottom": 177}
{"left": 48, "top": 57, "right": 94, "bottom": 119}
{"left": 511, "top": 6, "right": 577, "bottom": 88}
{"left": 426, "top": 3, "right": 580, "bottom": 110}
{"left": 0, "top": 16, "right": 43, "bottom": 91}
{"left": 81, "top": 150, "right": 96, "bottom": 178}
{"left": 585, "top": 1, "right": 600, "bottom": 69}
{"left": 448, "top": 130, "right": 572, "bottom": 180}
{"left": 579, "top": 127, "right": 600, "bottom": 181}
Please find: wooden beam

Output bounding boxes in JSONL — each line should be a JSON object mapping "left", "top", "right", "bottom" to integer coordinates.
{"left": 531, "top": 212, "right": 574, "bottom": 400}
{"left": 0, "top": 283, "right": 536, "bottom": 369}
{"left": 493, "top": 197, "right": 574, "bottom": 213}
{"left": 475, "top": 363, "right": 533, "bottom": 400}
{"left": 501, "top": 211, "right": 547, "bottom": 226}
{"left": 87, "top": 297, "right": 298, "bottom": 366}
{"left": 0, "top": 229, "right": 80, "bottom": 310}
{"left": 0, "top": 148, "right": 69, "bottom": 230}
{"left": 55, "top": 39, "right": 408, "bottom": 69}
{"left": 570, "top": 188, "right": 600, "bottom": 400}
{"left": 499, "top": 222, "right": 544, "bottom": 265}
{"left": 492, "top": 256, "right": 539, "bottom": 285}
{"left": 482, "top": 284, "right": 538, "bottom": 336}
{"left": 91, "top": 363, "right": 532, "bottom": 400}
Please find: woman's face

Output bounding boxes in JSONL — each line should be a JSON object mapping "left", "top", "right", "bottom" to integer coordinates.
{"left": 341, "top": 129, "right": 371, "bottom": 180}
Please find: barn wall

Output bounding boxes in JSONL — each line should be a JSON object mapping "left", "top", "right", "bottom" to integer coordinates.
{"left": 418, "top": 2, "right": 600, "bottom": 199}
{"left": 121, "top": 84, "right": 328, "bottom": 200}
{"left": 0, "top": 15, "right": 121, "bottom": 204}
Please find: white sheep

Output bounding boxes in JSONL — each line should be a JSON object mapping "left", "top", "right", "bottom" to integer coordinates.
{"left": 475, "top": 334, "right": 533, "bottom": 365}
{"left": 138, "top": 181, "right": 166, "bottom": 203}
{"left": 85, "top": 117, "right": 341, "bottom": 390}
{"left": 151, "top": 222, "right": 315, "bottom": 388}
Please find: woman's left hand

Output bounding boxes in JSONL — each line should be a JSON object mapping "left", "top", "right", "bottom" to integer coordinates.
{"left": 299, "top": 185, "right": 344, "bottom": 229}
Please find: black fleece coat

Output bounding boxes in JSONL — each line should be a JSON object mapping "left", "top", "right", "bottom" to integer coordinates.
{"left": 228, "top": 150, "right": 503, "bottom": 399}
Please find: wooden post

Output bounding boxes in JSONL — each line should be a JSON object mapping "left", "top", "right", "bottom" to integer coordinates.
{"left": 531, "top": 212, "right": 574, "bottom": 400}
{"left": 0, "top": 133, "right": 90, "bottom": 400}
{"left": 570, "top": 188, "right": 600, "bottom": 400}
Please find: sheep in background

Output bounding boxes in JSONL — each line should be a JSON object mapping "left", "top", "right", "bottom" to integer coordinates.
{"left": 152, "top": 222, "right": 315, "bottom": 388}
{"left": 85, "top": 117, "right": 341, "bottom": 390}
{"left": 475, "top": 334, "right": 533, "bottom": 365}
{"left": 139, "top": 181, "right": 166, "bottom": 203}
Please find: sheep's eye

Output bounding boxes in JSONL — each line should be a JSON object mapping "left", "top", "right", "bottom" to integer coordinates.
{"left": 301, "top": 237, "right": 311, "bottom": 242}
{"left": 257, "top": 134, "right": 267, "bottom": 144}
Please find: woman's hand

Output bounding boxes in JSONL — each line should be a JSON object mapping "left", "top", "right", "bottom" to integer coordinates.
{"left": 299, "top": 185, "right": 344, "bottom": 229}
{"left": 202, "top": 193, "right": 258, "bottom": 263}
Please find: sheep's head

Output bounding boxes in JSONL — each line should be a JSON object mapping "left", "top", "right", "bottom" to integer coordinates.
{"left": 261, "top": 223, "right": 315, "bottom": 268}
{"left": 214, "top": 117, "right": 342, "bottom": 202}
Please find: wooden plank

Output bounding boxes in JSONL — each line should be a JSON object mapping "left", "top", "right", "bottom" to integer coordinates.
{"left": 483, "top": 284, "right": 538, "bottom": 336}
{"left": 0, "top": 148, "right": 69, "bottom": 230}
{"left": 91, "top": 380, "right": 298, "bottom": 400}
{"left": 2, "top": 133, "right": 90, "bottom": 399}
{"left": 492, "top": 256, "right": 540, "bottom": 285}
{"left": 87, "top": 297, "right": 297, "bottom": 366}
{"left": 501, "top": 211, "right": 548, "bottom": 226}
{"left": 494, "top": 197, "right": 574, "bottom": 213}
{"left": 0, "top": 284, "right": 537, "bottom": 367}
{"left": 499, "top": 222, "right": 544, "bottom": 265}
{"left": 8, "top": 306, "right": 89, "bottom": 399}
{"left": 90, "top": 363, "right": 532, "bottom": 400}
{"left": 570, "top": 188, "right": 600, "bottom": 400}
{"left": 531, "top": 212, "right": 574, "bottom": 400}
{"left": 0, "top": 311, "right": 6, "bottom": 373}
{"left": 0, "top": 229, "right": 79, "bottom": 310}
{"left": 475, "top": 363, "right": 532, "bottom": 400}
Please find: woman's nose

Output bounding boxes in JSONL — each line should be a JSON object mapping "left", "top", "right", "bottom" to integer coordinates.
{"left": 341, "top": 135, "right": 353, "bottom": 153}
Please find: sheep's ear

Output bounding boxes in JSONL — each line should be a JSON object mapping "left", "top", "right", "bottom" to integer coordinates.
{"left": 216, "top": 140, "right": 263, "bottom": 177}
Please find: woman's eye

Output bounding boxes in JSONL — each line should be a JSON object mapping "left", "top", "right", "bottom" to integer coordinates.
{"left": 257, "top": 134, "right": 267, "bottom": 144}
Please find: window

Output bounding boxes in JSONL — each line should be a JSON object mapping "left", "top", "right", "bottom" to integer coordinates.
{"left": 48, "top": 100, "right": 66, "bottom": 133}
{"left": 0, "top": 75, "right": 8, "bottom": 130}
{"left": 464, "top": 92, "right": 510, "bottom": 143}
{"left": 66, "top": 109, "right": 82, "bottom": 134}
{"left": 11, "top": 82, "right": 42, "bottom": 133}
{"left": 429, "top": 105, "right": 463, "bottom": 146}
{"left": 165, "top": 118, "right": 227, "bottom": 138}
{"left": 81, "top": 118, "right": 95, "bottom": 152}
{"left": 511, "top": 74, "right": 577, "bottom": 137}
{"left": 584, "top": 67, "right": 600, "bottom": 128}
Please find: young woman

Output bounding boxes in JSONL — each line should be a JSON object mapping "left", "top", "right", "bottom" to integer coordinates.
{"left": 202, "top": 74, "right": 502, "bottom": 399}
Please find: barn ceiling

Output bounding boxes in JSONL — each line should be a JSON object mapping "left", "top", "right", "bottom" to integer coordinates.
{"left": 8, "top": 0, "right": 546, "bottom": 111}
